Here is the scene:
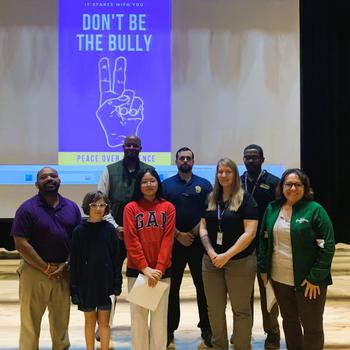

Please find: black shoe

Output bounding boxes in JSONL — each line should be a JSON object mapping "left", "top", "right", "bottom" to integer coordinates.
{"left": 264, "top": 332, "right": 280, "bottom": 349}
{"left": 230, "top": 333, "right": 234, "bottom": 345}
{"left": 201, "top": 330, "right": 213, "bottom": 348}
{"left": 95, "top": 327, "right": 100, "bottom": 342}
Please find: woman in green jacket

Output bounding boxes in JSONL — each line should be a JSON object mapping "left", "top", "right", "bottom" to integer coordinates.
{"left": 258, "top": 168, "right": 335, "bottom": 350}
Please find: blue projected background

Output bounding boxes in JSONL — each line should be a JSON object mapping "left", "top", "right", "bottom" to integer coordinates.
{"left": 0, "top": 165, "right": 285, "bottom": 185}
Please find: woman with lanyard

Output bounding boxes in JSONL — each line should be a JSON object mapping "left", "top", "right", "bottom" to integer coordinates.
{"left": 200, "top": 158, "right": 259, "bottom": 350}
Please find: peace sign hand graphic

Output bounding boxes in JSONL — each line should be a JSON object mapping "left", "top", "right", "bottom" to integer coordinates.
{"left": 96, "top": 57, "right": 144, "bottom": 148}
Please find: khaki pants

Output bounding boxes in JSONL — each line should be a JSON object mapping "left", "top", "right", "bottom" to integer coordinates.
{"left": 202, "top": 253, "right": 256, "bottom": 350}
{"left": 18, "top": 260, "right": 70, "bottom": 350}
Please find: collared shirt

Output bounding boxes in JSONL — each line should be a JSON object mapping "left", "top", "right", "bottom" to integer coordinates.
{"left": 241, "top": 170, "right": 280, "bottom": 221}
{"left": 162, "top": 173, "right": 213, "bottom": 232}
{"left": 11, "top": 194, "right": 81, "bottom": 262}
{"left": 241, "top": 170, "right": 280, "bottom": 250}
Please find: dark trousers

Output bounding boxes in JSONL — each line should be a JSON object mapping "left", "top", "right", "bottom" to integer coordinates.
{"left": 272, "top": 280, "right": 327, "bottom": 350}
{"left": 117, "top": 238, "right": 127, "bottom": 289}
{"left": 250, "top": 273, "right": 280, "bottom": 334}
{"left": 167, "top": 237, "right": 211, "bottom": 336}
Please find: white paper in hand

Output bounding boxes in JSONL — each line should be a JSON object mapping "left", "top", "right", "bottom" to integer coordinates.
{"left": 126, "top": 274, "right": 169, "bottom": 311}
{"left": 266, "top": 280, "right": 277, "bottom": 313}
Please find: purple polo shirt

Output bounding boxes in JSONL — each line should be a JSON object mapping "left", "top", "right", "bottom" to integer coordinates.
{"left": 11, "top": 194, "right": 81, "bottom": 262}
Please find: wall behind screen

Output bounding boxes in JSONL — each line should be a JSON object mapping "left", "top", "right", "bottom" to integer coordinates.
{"left": 0, "top": 0, "right": 300, "bottom": 217}
{"left": 172, "top": 0, "right": 300, "bottom": 165}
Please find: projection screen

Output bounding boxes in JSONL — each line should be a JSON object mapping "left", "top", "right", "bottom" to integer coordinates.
{"left": 0, "top": 0, "right": 300, "bottom": 218}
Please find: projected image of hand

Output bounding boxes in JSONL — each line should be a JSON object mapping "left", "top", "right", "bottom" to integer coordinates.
{"left": 96, "top": 56, "right": 144, "bottom": 148}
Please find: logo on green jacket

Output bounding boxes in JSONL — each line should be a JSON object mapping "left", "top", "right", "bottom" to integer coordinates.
{"left": 296, "top": 217, "right": 309, "bottom": 224}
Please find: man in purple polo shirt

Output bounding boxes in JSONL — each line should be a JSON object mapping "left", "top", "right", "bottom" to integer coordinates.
{"left": 11, "top": 167, "right": 81, "bottom": 350}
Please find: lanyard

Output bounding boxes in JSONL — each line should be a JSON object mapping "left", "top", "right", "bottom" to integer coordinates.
{"left": 244, "top": 170, "right": 265, "bottom": 198}
{"left": 217, "top": 202, "right": 226, "bottom": 232}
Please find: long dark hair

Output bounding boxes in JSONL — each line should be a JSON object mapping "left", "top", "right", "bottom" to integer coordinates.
{"left": 276, "top": 168, "right": 314, "bottom": 203}
{"left": 132, "top": 168, "right": 164, "bottom": 201}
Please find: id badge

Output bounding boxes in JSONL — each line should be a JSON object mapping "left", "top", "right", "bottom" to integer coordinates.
{"left": 216, "top": 231, "right": 223, "bottom": 245}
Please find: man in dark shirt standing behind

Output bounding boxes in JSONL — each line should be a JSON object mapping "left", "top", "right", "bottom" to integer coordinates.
{"left": 163, "top": 147, "right": 212, "bottom": 349}
{"left": 11, "top": 167, "right": 81, "bottom": 350}
{"left": 240, "top": 144, "right": 280, "bottom": 349}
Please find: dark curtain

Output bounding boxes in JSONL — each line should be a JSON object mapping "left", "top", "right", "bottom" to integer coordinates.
{"left": 300, "top": 1, "right": 350, "bottom": 243}
{"left": 0, "top": 219, "right": 15, "bottom": 250}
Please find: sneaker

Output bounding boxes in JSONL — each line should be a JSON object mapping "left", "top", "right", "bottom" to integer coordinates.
{"left": 264, "top": 332, "right": 280, "bottom": 349}
{"left": 201, "top": 330, "right": 213, "bottom": 348}
{"left": 95, "top": 327, "right": 100, "bottom": 342}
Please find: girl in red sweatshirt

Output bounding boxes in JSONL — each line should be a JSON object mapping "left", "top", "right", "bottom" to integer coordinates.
{"left": 123, "top": 168, "right": 175, "bottom": 350}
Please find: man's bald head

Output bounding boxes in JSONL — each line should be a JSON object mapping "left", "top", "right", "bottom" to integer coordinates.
{"left": 123, "top": 135, "right": 142, "bottom": 160}
{"left": 36, "top": 167, "right": 58, "bottom": 181}
{"left": 35, "top": 167, "right": 61, "bottom": 194}
{"left": 124, "top": 135, "right": 141, "bottom": 147}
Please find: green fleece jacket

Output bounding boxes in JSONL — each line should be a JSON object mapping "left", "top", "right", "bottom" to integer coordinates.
{"left": 258, "top": 199, "right": 335, "bottom": 289}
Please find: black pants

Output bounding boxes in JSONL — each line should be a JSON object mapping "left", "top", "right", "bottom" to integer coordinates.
{"left": 272, "top": 280, "right": 327, "bottom": 350}
{"left": 117, "top": 238, "right": 127, "bottom": 290}
{"left": 167, "top": 237, "right": 211, "bottom": 336}
{"left": 250, "top": 273, "right": 280, "bottom": 334}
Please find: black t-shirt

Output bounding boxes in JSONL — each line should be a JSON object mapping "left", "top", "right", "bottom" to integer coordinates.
{"left": 203, "top": 193, "right": 259, "bottom": 260}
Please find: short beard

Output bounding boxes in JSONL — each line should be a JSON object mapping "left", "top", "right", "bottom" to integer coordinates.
{"left": 40, "top": 186, "right": 59, "bottom": 195}
{"left": 179, "top": 165, "right": 192, "bottom": 173}
{"left": 124, "top": 152, "right": 139, "bottom": 161}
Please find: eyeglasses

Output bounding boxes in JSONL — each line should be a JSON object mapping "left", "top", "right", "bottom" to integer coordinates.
{"left": 141, "top": 179, "right": 157, "bottom": 186}
{"left": 283, "top": 183, "right": 304, "bottom": 189}
{"left": 89, "top": 203, "right": 108, "bottom": 209}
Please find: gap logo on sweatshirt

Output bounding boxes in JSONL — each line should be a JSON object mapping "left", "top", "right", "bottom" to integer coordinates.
{"left": 135, "top": 211, "right": 166, "bottom": 230}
